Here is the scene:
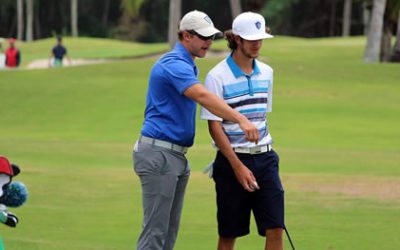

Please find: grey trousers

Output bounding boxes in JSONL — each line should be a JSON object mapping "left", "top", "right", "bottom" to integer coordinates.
{"left": 133, "top": 141, "right": 190, "bottom": 250}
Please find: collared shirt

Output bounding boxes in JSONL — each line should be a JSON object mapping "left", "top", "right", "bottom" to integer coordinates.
{"left": 141, "top": 42, "right": 199, "bottom": 147}
{"left": 52, "top": 45, "right": 67, "bottom": 60}
{"left": 200, "top": 54, "right": 273, "bottom": 148}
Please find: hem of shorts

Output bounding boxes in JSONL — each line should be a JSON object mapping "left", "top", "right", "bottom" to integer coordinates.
{"left": 219, "top": 230, "right": 250, "bottom": 238}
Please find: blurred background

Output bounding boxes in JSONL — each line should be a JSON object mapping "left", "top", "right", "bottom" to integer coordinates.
{"left": 0, "top": 0, "right": 399, "bottom": 62}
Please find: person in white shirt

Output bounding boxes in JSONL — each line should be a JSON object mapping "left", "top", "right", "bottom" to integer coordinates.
{"left": 200, "top": 12, "right": 285, "bottom": 250}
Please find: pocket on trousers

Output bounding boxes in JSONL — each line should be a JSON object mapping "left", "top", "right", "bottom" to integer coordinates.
{"left": 134, "top": 149, "right": 168, "bottom": 175}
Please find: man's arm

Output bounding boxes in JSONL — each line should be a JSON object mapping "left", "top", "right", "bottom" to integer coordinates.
{"left": 208, "top": 120, "right": 259, "bottom": 192}
{"left": 48, "top": 50, "right": 54, "bottom": 67}
{"left": 184, "top": 83, "right": 259, "bottom": 143}
{"left": 16, "top": 51, "right": 21, "bottom": 66}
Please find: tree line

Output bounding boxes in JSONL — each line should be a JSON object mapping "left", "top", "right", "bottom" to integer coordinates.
{"left": 0, "top": 0, "right": 399, "bottom": 63}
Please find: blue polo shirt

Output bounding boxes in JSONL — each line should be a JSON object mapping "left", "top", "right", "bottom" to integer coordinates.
{"left": 141, "top": 43, "right": 199, "bottom": 147}
{"left": 52, "top": 45, "right": 67, "bottom": 60}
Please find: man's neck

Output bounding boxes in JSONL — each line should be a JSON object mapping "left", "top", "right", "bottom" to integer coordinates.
{"left": 180, "top": 41, "right": 196, "bottom": 61}
{"left": 232, "top": 50, "right": 254, "bottom": 75}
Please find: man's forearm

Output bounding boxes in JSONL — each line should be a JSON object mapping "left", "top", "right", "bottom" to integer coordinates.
{"left": 185, "top": 83, "right": 246, "bottom": 123}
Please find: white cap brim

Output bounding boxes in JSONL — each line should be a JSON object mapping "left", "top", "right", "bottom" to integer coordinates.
{"left": 195, "top": 26, "right": 222, "bottom": 37}
{"left": 237, "top": 33, "right": 274, "bottom": 40}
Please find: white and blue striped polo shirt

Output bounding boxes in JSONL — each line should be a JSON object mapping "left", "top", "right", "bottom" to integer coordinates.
{"left": 200, "top": 54, "right": 273, "bottom": 148}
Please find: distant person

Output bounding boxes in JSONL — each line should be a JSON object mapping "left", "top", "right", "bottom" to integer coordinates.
{"left": 132, "top": 10, "right": 259, "bottom": 250}
{"left": 49, "top": 36, "right": 71, "bottom": 67}
{"left": 5, "top": 38, "right": 21, "bottom": 68}
{"left": 0, "top": 38, "right": 5, "bottom": 69}
{"left": 200, "top": 12, "right": 285, "bottom": 250}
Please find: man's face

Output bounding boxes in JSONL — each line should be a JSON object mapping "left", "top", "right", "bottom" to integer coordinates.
{"left": 237, "top": 38, "right": 263, "bottom": 59}
{"left": 186, "top": 31, "right": 214, "bottom": 58}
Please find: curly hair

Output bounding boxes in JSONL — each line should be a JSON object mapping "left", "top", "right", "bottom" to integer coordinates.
{"left": 224, "top": 30, "right": 238, "bottom": 51}
{"left": 224, "top": 27, "right": 272, "bottom": 51}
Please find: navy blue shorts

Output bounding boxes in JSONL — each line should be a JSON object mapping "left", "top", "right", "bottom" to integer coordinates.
{"left": 212, "top": 150, "right": 284, "bottom": 238}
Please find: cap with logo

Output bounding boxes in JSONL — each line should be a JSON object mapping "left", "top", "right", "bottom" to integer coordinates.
{"left": 232, "top": 12, "right": 273, "bottom": 40}
{"left": 179, "top": 10, "right": 221, "bottom": 37}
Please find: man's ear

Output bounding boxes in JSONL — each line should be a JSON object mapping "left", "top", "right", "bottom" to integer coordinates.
{"left": 183, "top": 31, "right": 192, "bottom": 41}
{"left": 234, "top": 35, "right": 242, "bottom": 46}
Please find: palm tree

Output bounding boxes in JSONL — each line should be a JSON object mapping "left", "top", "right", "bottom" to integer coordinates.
{"left": 17, "top": 0, "right": 24, "bottom": 40}
{"left": 364, "top": 0, "right": 387, "bottom": 63}
{"left": 120, "top": 0, "right": 143, "bottom": 19}
{"left": 71, "top": 0, "right": 78, "bottom": 37}
{"left": 25, "top": 0, "right": 33, "bottom": 41}
{"left": 102, "top": 0, "right": 111, "bottom": 26}
{"left": 119, "top": 0, "right": 144, "bottom": 40}
{"left": 230, "top": 0, "right": 242, "bottom": 19}
{"left": 342, "top": 0, "right": 352, "bottom": 36}
{"left": 168, "top": 0, "right": 181, "bottom": 48}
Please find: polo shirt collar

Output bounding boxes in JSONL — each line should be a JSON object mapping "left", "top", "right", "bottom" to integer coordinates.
{"left": 227, "top": 53, "right": 260, "bottom": 78}
{"left": 174, "top": 42, "right": 195, "bottom": 66}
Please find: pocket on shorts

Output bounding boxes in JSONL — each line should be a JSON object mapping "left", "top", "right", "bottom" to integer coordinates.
{"left": 134, "top": 147, "right": 169, "bottom": 175}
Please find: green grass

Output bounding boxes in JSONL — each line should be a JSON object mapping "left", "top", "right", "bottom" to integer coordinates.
{"left": 0, "top": 36, "right": 399, "bottom": 249}
{"left": 15, "top": 37, "right": 169, "bottom": 66}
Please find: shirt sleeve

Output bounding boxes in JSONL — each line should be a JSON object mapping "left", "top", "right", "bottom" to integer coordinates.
{"left": 200, "top": 73, "right": 223, "bottom": 121}
{"left": 162, "top": 60, "right": 200, "bottom": 95}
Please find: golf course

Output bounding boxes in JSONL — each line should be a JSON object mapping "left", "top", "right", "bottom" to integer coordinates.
{"left": 0, "top": 36, "right": 399, "bottom": 249}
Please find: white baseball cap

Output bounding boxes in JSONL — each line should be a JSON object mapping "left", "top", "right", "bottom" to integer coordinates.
{"left": 232, "top": 12, "right": 273, "bottom": 40}
{"left": 179, "top": 10, "right": 221, "bottom": 37}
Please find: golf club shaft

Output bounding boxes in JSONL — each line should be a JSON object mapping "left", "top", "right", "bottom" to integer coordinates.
{"left": 284, "top": 227, "right": 295, "bottom": 250}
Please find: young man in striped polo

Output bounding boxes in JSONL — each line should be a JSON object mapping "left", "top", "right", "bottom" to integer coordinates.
{"left": 200, "top": 12, "right": 285, "bottom": 250}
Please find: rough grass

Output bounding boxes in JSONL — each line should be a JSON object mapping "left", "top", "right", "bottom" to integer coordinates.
{"left": 0, "top": 36, "right": 399, "bottom": 249}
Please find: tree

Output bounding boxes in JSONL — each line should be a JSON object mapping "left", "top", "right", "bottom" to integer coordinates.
{"left": 102, "top": 0, "right": 111, "bottom": 26}
{"left": 244, "top": 0, "right": 267, "bottom": 12}
{"left": 168, "top": 0, "right": 181, "bottom": 48}
{"left": 71, "top": 0, "right": 78, "bottom": 37}
{"left": 26, "top": 0, "right": 33, "bottom": 41}
{"left": 364, "top": 0, "right": 387, "bottom": 63}
{"left": 329, "top": 0, "right": 337, "bottom": 36}
{"left": 391, "top": 9, "right": 400, "bottom": 61}
{"left": 120, "top": 0, "right": 143, "bottom": 19}
{"left": 17, "top": 0, "right": 24, "bottom": 40}
{"left": 342, "top": 0, "right": 352, "bottom": 36}
{"left": 230, "top": 0, "right": 242, "bottom": 19}
{"left": 116, "top": 0, "right": 145, "bottom": 40}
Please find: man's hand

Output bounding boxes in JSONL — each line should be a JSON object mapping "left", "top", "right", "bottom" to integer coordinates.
{"left": 232, "top": 163, "right": 260, "bottom": 192}
{"left": 238, "top": 118, "right": 259, "bottom": 144}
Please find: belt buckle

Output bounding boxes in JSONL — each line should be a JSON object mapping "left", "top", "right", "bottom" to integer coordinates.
{"left": 253, "top": 148, "right": 262, "bottom": 154}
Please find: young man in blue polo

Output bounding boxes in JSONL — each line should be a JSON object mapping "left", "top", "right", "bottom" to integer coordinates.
{"left": 48, "top": 36, "right": 71, "bottom": 67}
{"left": 133, "top": 10, "right": 260, "bottom": 250}
{"left": 201, "top": 12, "right": 285, "bottom": 250}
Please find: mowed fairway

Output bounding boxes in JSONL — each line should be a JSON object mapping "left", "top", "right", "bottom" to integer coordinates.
{"left": 0, "top": 37, "right": 399, "bottom": 249}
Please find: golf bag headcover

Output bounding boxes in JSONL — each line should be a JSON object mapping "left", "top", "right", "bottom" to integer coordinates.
{"left": 0, "top": 156, "right": 27, "bottom": 227}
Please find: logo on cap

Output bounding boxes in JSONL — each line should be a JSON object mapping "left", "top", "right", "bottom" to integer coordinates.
{"left": 255, "top": 21, "right": 261, "bottom": 30}
{"left": 204, "top": 16, "right": 212, "bottom": 24}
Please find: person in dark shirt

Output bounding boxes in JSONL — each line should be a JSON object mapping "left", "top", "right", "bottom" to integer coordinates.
{"left": 5, "top": 38, "right": 21, "bottom": 68}
{"left": 48, "top": 36, "right": 71, "bottom": 67}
